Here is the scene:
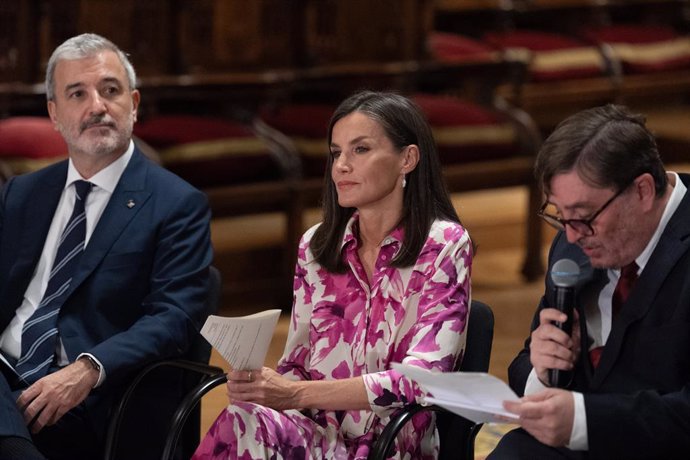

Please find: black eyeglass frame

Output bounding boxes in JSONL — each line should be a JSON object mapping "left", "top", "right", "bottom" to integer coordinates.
{"left": 538, "top": 184, "right": 630, "bottom": 236}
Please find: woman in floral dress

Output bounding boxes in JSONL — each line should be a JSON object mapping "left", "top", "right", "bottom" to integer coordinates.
{"left": 193, "top": 91, "right": 472, "bottom": 460}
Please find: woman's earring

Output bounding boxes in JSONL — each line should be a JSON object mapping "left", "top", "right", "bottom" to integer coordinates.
{"left": 402, "top": 176, "right": 407, "bottom": 188}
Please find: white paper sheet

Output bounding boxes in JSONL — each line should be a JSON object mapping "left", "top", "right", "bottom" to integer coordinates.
{"left": 200, "top": 309, "right": 281, "bottom": 370}
{"left": 392, "top": 362, "right": 520, "bottom": 424}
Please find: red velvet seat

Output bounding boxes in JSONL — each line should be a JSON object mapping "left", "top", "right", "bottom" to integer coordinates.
{"left": 0, "top": 117, "right": 68, "bottom": 177}
{"left": 482, "top": 29, "right": 607, "bottom": 82}
{"left": 428, "top": 32, "right": 498, "bottom": 63}
{"left": 133, "top": 115, "right": 284, "bottom": 189}
{"left": 580, "top": 24, "right": 690, "bottom": 74}
{"left": 411, "top": 94, "right": 519, "bottom": 164}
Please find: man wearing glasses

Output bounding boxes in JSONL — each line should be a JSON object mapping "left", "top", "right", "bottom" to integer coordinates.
{"left": 489, "top": 104, "right": 690, "bottom": 459}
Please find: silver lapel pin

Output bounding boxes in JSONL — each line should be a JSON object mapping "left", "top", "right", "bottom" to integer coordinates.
{"left": 126, "top": 199, "right": 135, "bottom": 209}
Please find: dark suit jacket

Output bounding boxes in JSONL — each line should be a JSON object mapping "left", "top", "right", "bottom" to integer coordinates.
{"left": 0, "top": 148, "right": 213, "bottom": 441}
{"left": 508, "top": 173, "right": 690, "bottom": 459}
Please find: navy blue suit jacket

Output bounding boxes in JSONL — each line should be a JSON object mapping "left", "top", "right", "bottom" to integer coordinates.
{"left": 508, "top": 173, "right": 690, "bottom": 459}
{"left": 0, "top": 147, "right": 213, "bottom": 438}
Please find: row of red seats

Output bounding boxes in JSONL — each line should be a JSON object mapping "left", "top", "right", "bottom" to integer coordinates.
{"left": 431, "top": 24, "right": 690, "bottom": 81}
{"left": 0, "top": 93, "right": 523, "bottom": 195}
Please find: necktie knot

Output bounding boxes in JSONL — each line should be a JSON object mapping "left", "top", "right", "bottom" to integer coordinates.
{"left": 74, "top": 180, "right": 93, "bottom": 202}
{"left": 620, "top": 261, "right": 639, "bottom": 281}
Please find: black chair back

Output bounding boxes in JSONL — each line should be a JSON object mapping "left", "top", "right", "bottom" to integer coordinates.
{"left": 437, "top": 299, "right": 494, "bottom": 459}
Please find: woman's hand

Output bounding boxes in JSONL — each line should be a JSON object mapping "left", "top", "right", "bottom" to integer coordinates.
{"left": 226, "top": 369, "right": 369, "bottom": 411}
{"left": 226, "top": 367, "right": 300, "bottom": 410}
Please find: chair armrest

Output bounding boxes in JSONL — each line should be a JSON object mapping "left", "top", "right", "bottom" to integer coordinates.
{"left": 161, "top": 371, "right": 228, "bottom": 460}
{"left": 103, "top": 359, "right": 224, "bottom": 460}
{"left": 368, "top": 404, "right": 430, "bottom": 460}
{"left": 367, "top": 403, "right": 483, "bottom": 460}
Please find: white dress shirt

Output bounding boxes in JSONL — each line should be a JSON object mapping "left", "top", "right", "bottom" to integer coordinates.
{"left": 0, "top": 141, "right": 134, "bottom": 386}
{"left": 524, "top": 172, "right": 686, "bottom": 450}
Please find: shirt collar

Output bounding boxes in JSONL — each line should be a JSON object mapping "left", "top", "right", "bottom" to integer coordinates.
{"left": 634, "top": 171, "right": 686, "bottom": 273}
{"left": 340, "top": 211, "right": 404, "bottom": 250}
{"left": 65, "top": 140, "right": 134, "bottom": 193}
{"left": 341, "top": 213, "right": 359, "bottom": 250}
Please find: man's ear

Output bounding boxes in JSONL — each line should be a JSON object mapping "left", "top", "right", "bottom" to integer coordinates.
{"left": 635, "top": 173, "right": 657, "bottom": 212}
{"left": 47, "top": 100, "right": 58, "bottom": 129}
{"left": 401, "top": 145, "right": 420, "bottom": 174}
{"left": 131, "top": 89, "right": 140, "bottom": 123}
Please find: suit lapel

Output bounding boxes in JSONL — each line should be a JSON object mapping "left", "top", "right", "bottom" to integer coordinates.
{"left": 568, "top": 254, "right": 607, "bottom": 382}
{"left": 10, "top": 164, "right": 67, "bottom": 288}
{"left": 67, "top": 149, "right": 152, "bottom": 294}
{"left": 591, "top": 176, "right": 690, "bottom": 386}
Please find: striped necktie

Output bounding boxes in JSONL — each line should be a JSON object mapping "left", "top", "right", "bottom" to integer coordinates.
{"left": 15, "top": 180, "right": 93, "bottom": 384}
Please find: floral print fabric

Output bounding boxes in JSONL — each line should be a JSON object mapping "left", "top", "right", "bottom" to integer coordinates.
{"left": 193, "top": 215, "right": 472, "bottom": 459}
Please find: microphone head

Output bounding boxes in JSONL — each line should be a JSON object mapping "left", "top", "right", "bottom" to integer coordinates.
{"left": 551, "top": 258, "right": 580, "bottom": 287}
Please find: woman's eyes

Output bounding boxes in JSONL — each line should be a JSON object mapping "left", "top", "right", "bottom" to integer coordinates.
{"left": 330, "top": 145, "right": 369, "bottom": 158}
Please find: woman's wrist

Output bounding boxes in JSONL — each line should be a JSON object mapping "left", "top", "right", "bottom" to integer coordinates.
{"left": 290, "top": 379, "right": 308, "bottom": 409}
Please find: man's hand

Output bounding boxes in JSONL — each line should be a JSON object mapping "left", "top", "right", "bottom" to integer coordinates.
{"left": 504, "top": 388, "right": 575, "bottom": 447}
{"left": 16, "top": 358, "right": 98, "bottom": 433}
{"left": 530, "top": 308, "right": 581, "bottom": 385}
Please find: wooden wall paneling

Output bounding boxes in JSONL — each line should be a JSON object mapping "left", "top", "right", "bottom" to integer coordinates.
{"left": 605, "top": 0, "right": 690, "bottom": 29}
{"left": 433, "top": 2, "right": 515, "bottom": 39}
{"left": 514, "top": 0, "right": 596, "bottom": 9}
{"left": 0, "top": 0, "right": 20, "bottom": 83}
{"left": 176, "top": 0, "right": 299, "bottom": 73}
{"left": 76, "top": 0, "right": 172, "bottom": 77}
{"left": 434, "top": 0, "right": 510, "bottom": 11}
{"left": 175, "top": 0, "right": 213, "bottom": 73}
{"left": 211, "top": 0, "right": 264, "bottom": 69}
{"left": 303, "top": 0, "right": 433, "bottom": 65}
{"left": 122, "top": 0, "right": 174, "bottom": 77}
{"left": 302, "top": 0, "right": 338, "bottom": 65}
{"left": 257, "top": 0, "right": 304, "bottom": 68}
{"left": 78, "top": 0, "right": 134, "bottom": 58}
{"left": 38, "top": 0, "right": 80, "bottom": 81}
{"left": 37, "top": 0, "right": 173, "bottom": 80}
{"left": 0, "top": 0, "right": 39, "bottom": 84}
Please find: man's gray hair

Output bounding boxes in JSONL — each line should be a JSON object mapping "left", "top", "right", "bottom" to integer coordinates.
{"left": 45, "top": 33, "right": 137, "bottom": 101}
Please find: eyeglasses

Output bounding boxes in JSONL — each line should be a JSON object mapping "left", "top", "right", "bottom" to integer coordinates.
{"left": 538, "top": 185, "right": 629, "bottom": 236}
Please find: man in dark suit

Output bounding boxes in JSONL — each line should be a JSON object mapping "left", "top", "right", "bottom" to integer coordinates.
{"left": 489, "top": 104, "right": 690, "bottom": 459}
{"left": 0, "top": 33, "right": 213, "bottom": 459}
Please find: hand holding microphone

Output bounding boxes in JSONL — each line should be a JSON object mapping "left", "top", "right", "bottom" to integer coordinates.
{"left": 547, "top": 258, "right": 580, "bottom": 388}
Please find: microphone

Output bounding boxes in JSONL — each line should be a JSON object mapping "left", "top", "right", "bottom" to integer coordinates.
{"left": 548, "top": 258, "right": 580, "bottom": 388}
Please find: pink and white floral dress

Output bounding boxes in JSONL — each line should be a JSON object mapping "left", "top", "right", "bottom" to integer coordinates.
{"left": 193, "top": 214, "right": 472, "bottom": 459}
